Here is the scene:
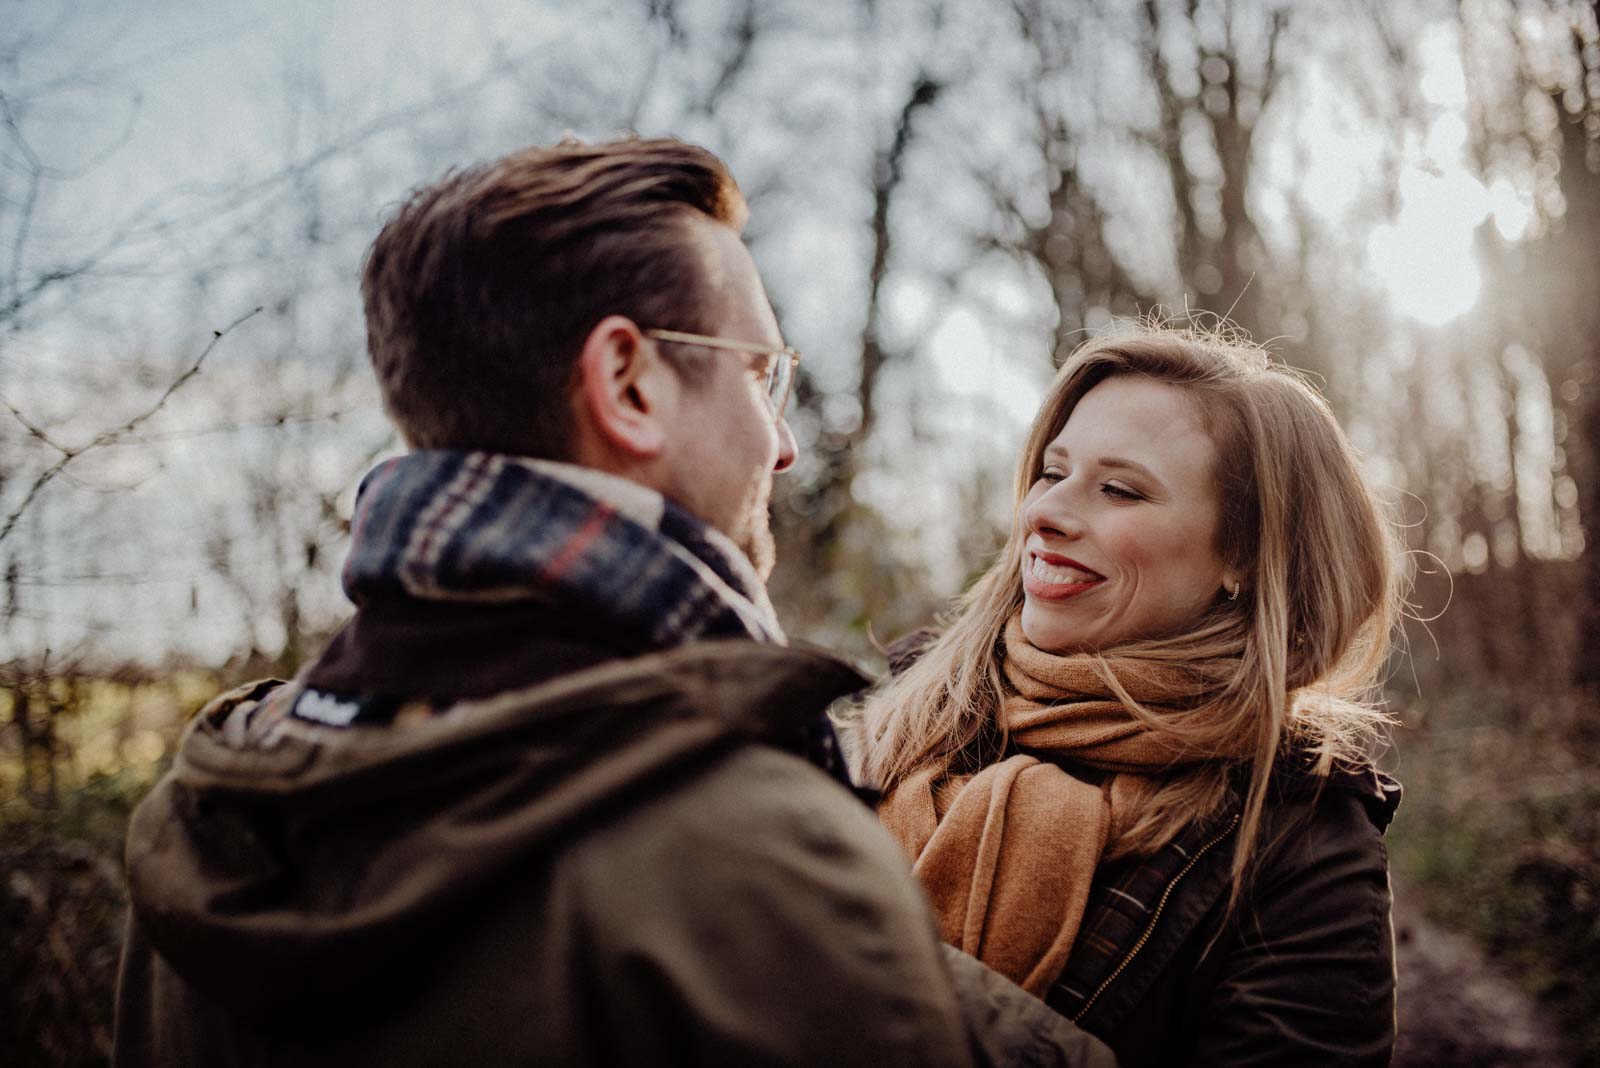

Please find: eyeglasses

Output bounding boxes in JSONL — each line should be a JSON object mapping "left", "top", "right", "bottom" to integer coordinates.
{"left": 644, "top": 328, "right": 801, "bottom": 419}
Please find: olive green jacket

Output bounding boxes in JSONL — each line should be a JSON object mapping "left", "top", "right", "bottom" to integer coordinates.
{"left": 115, "top": 637, "right": 1114, "bottom": 1067}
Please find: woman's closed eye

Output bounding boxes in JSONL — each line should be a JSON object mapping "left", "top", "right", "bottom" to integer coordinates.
{"left": 1101, "top": 482, "right": 1144, "bottom": 502}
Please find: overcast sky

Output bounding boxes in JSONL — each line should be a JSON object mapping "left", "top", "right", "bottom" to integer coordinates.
{"left": 3, "top": 0, "right": 1556, "bottom": 665}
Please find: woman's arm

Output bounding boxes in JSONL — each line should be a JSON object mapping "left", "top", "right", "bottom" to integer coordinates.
{"left": 1188, "top": 791, "right": 1395, "bottom": 1067}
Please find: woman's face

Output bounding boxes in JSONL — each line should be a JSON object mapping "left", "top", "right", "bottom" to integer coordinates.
{"left": 1018, "top": 375, "right": 1236, "bottom": 653}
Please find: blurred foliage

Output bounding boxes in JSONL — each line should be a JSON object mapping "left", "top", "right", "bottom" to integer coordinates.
{"left": 1388, "top": 684, "right": 1600, "bottom": 1066}
{"left": 0, "top": 672, "right": 204, "bottom": 1068}
{"left": 0, "top": 671, "right": 220, "bottom": 809}
{"left": 1, "top": 772, "right": 153, "bottom": 1068}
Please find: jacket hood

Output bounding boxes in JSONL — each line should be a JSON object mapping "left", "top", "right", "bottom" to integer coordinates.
{"left": 124, "top": 641, "right": 866, "bottom": 1031}
{"left": 1324, "top": 762, "right": 1402, "bottom": 831}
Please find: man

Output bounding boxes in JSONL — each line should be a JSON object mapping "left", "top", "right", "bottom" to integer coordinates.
{"left": 113, "top": 137, "right": 1115, "bottom": 1067}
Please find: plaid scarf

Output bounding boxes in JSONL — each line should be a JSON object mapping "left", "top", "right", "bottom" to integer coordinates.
{"left": 341, "top": 450, "right": 786, "bottom": 648}
{"left": 319, "top": 450, "right": 852, "bottom": 786}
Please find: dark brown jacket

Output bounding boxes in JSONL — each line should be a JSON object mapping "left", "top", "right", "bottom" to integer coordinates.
{"left": 1044, "top": 757, "right": 1400, "bottom": 1067}
{"left": 115, "top": 602, "right": 1116, "bottom": 1067}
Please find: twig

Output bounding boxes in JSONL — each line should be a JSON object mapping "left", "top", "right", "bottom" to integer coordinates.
{"left": 0, "top": 305, "right": 262, "bottom": 546}
{"left": 1, "top": 392, "right": 71, "bottom": 454}
{"left": 102, "top": 404, "right": 372, "bottom": 446}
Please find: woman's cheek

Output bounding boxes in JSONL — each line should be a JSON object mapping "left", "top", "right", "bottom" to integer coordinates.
{"left": 1125, "top": 517, "right": 1188, "bottom": 563}
{"left": 1103, "top": 517, "right": 1158, "bottom": 565}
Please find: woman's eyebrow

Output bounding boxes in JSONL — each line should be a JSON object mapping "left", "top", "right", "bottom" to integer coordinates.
{"left": 1044, "top": 447, "right": 1166, "bottom": 487}
{"left": 1100, "top": 456, "right": 1158, "bottom": 480}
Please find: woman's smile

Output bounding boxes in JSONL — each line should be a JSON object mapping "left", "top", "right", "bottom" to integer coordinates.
{"left": 1023, "top": 551, "right": 1105, "bottom": 599}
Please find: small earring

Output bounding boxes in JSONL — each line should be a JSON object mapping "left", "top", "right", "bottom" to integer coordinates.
{"left": 1228, "top": 581, "right": 1241, "bottom": 602}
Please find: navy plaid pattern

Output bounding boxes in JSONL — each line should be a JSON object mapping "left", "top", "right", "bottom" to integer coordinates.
{"left": 342, "top": 451, "right": 783, "bottom": 649}
{"left": 1047, "top": 803, "right": 1242, "bottom": 1023}
{"left": 327, "top": 452, "right": 857, "bottom": 788}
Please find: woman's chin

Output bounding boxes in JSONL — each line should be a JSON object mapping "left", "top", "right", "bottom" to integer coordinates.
{"left": 1019, "top": 602, "right": 1098, "bottom": 654}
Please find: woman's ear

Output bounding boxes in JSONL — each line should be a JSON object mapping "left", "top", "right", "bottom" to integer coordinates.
{"left": 573, "top": 315, "right": 678, "bottom": 460}
{"left": 1222, "top": 569, "right": 1244, "bottom": 602}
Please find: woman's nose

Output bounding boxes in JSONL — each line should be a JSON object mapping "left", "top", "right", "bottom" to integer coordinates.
{"left": 1023, "top": 485, "right": 1085, "bottom": 539}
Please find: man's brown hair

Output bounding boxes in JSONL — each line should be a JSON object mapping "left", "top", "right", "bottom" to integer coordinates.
{"left": 361, "top": 137, "right": 748, "bottom": 457}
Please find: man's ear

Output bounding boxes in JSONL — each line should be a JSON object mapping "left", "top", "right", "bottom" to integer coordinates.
{"left": 574, "top": 315, "right": 678, "bottom": 460}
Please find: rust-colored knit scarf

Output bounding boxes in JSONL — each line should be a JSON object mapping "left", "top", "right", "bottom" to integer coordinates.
{"left": 877, "top": 615, "right": 1242, "bottom": 997}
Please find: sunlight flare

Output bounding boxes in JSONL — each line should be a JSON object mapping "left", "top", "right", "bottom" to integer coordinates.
{"left": 1365, "top": 166, "right": 1489, "bottom": 326}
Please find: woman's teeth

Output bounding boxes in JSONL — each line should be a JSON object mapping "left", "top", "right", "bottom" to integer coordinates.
{"left": 1030, "top": 557, "right": 1101, "bottom": 584}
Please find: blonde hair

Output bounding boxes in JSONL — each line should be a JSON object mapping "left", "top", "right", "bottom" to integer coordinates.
{"left": 859, "top": 323, "right": 1399, "bottom": 894}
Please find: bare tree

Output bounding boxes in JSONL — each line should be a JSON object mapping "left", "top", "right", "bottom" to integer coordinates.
{"left": 769, "top": 46, "right": 948, "bottom": 646}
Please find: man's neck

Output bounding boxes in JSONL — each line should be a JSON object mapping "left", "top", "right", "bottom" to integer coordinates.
{"left": 513, "top": 456, "right": 671, "bottom": 529}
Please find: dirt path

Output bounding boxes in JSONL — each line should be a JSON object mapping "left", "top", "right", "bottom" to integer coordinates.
{"left": 1393, "top": 884, "right": 1573, "bottom": 1067}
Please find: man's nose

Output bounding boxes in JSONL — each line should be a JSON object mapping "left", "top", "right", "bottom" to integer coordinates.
{"left": 773, "top": 414, "right": 797, "bottom": 472}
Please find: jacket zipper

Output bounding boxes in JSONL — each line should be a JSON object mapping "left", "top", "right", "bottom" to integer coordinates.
{"left": 1072, "top": 811, "right": 1242, "bottom": 1022}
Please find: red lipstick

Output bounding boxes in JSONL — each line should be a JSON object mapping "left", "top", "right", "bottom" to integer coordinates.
{"left": 1023, "top": 550, "right": 1105, "bottom": 601}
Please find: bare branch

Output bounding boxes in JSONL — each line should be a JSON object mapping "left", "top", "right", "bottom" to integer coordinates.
{"left": 0, "top": 305, "right": 262, "bottom": 546}
{"left": 1142, "top": 0, "right": 1203, "bottom": 279}
{"left": 1261, "top": 6, "right": 1290, "bottom": 101}
{"left": 0, "top": 391, "right": 70, "bottom": 454}
{"left": 697, "top": 0, "right": 759, "bottom": 116}
{"left": 102, "top": 405, "right": 373, "bottom": 447}
{"left": 855, "top": 74, "right": 942, "bottom": 448}
{"left": 0, "top": 38, "right": 569, "bottom": 336}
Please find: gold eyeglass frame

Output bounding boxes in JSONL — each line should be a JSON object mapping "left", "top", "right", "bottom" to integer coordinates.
{"left": 643, "top": 328, "right": 801, "bottom": 418}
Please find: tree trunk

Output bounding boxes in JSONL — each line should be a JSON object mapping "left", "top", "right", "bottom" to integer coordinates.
{"left": 1577, "top": 3, "right": 1600, "bottom": 692}
{"left": 1555, "top": 43, "right": 1600, "bottom": 690}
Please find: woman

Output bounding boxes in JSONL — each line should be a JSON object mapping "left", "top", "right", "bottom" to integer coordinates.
{"left": 862, "top": 325, "right": 1402, "bottom": 1067}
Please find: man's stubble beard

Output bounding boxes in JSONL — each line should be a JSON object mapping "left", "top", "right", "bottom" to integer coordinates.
{"left": 736, "top": 475, "right": 777, "bottom": 581}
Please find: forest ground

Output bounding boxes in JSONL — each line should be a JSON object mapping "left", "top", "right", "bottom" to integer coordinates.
{"left": 1393, "top": 881, "right": 1573, "bottom": 1067}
